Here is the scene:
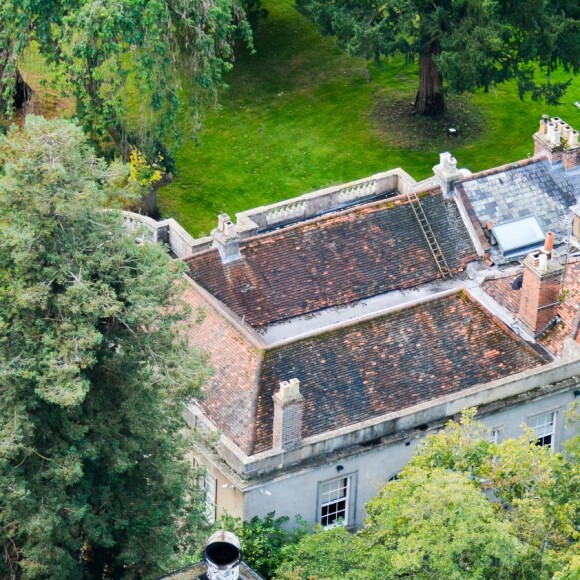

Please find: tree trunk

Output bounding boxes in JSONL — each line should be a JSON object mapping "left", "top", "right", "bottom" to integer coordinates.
{"left": 414, "top": 41, "right": 445, "bottom": 117}
{"left": 138, "top": 172, "right": 173, "bottom": 218}
{"left": 14, "top": 69, "right": 33, "bottom": 109}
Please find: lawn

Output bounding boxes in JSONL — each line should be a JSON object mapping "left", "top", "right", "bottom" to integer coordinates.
{"left": 158, "top": 0, "right": 580, "bottom": 237}
{"left": 21, "top": 0, "right": 580, "bottom": 238}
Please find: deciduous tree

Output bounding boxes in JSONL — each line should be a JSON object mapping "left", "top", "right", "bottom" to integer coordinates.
{"left": 276, "top": 410, "right": 580, "bottom": 579}
{"left": 0, "top": 116, "right": 210, "bottom": 578}
{"left": 296, "top": 0, "right": 580, "bottom": 117}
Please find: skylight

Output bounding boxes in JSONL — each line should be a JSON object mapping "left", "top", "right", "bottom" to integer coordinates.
{"left": 492, "top": 216, "right": 545, "bottom": 258}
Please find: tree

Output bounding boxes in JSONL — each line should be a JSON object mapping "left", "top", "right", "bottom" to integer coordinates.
{"left": 0, "top": 116, "right": 211, "bottom": 578}
{"left": 277, "top": 470, "right": 524, "bottom": 580}
{"left": 0, "top": 0, "right": 251, "bottom": 161}
{"left": 296, "top": 0, "right": 580, "bottom": 117}
{"left": 275, "top": 410, "right": 580, "bottom": 579}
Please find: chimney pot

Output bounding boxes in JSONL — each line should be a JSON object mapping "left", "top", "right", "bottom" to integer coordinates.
{"left": 224, "top": 221, "right": 236, "bottom": 237}
{"left": 569, "top": 131, "right": 579, "bottom": 148}
{"left": 543, "top": 231, "right": 555, "bottom": 254}
{"left": 217, "top": 213, "right": 230, "bottom": 232}
{"left": 539, "top": 114, "right": 549, "bottom": 134}
{"left": 550, "top": 125, "right": 561, "bottom": 146}
{"left": 562, "top": 125, "right": 572, "bottom": 140}
{"left": 538, "top": 252, "right": 548, "bottom": 273}
{"left": 204, "top": 531, "right": 242, "bottom": 580}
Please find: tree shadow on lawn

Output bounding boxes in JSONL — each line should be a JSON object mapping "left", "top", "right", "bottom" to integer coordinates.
{"left": 371, "top": 93, "right": 485, "bottom": 152}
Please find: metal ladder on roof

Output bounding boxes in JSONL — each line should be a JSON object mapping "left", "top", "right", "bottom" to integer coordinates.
{"left": 406, "top": 191, "right": 452, "bottom": 280}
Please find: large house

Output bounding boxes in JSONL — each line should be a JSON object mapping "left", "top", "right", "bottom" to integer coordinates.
{"left": 126, "top": 116, "right": 580, "bottom": 529}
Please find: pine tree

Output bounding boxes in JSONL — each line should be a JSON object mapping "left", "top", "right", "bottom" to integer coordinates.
{"left": 297, "top": 0, "right": 580, "bottom": 117}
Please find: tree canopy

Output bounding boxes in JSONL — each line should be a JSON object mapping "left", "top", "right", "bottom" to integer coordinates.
{"left": 0, "top": 0, "right": 251, "bottom": 161}
{"left": 0, "top": 116, "right": 211, "bottom": 578}
{"left": 296, "top": 0, "right": 580, "bottom": 116}
{"left": 276, "top": 410, "right": 580, "bottom": 579}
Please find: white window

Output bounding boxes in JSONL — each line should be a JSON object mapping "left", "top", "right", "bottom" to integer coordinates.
{"left": 319, "top": 476, "right": 349, "bottom": 527}
{"left": 193, "top": 458, "right": 217, "bottom": 523}
{"left": 490, "top": 428, "right": 500, "bottom": 444}
{"left": 199, "top": 471, "right": 217, "bottom": 523}
{"left": 530, "top": 411, "right": 556, "bottom": 448}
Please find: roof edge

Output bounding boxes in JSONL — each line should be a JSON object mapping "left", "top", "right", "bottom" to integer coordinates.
{"left": 457, "top": 153, "right": 548, "bottom": 184}
{"left": 182, "top": 274, "right": 267, "bottom": 349}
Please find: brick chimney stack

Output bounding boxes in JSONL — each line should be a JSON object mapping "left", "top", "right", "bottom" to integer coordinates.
{"left": 533, "top": 115, "right": 580, "bottom": 170}
{"left": 211, "top": 213, "right": 242, "bottom": 264}
{"left": 517, "top": 232, "right": 564, "bottom": 335}
{"left": 272, "top": 378, "right": 304, "bottom": 450}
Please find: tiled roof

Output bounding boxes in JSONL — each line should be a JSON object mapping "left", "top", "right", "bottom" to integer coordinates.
{"left": 184, "top": 285, "right": 262, "bottom": 453}
{"left": 482, "top": 274, "right": 522, "bottom": 316}
{"left": 185, "top": 192, "right": 476, "bottom": 329}
{"left": 252, "top": 293, "right": 544, "bottom": 454}
{"left": 457, "top": 160, "right": 577, "bottom": 240}
{"left": 482, "top": 261, "right": 580, "bottom": 356}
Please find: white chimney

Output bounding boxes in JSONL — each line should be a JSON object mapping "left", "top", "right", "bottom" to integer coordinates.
{"left": 432, "top": 151, "right": 462, "bottom": 195}
{"left": 211, "top": 213, "right": 242, "bottom": 264}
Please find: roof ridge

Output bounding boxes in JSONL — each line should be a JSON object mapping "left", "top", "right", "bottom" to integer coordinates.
{"left": 458, "top": 154, "right": 547, "bottom": 184}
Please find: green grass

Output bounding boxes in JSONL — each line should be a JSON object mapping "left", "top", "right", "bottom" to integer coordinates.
{"left": 160, "top": 0, "right": 580, "bottom": 236}
{"left": 22, "top": 0, "right": 579, "bottom": 238}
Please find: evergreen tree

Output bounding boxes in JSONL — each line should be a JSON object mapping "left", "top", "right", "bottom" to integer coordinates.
{"left": 297, "top": 0, "right": 580, "bottom": 117}
{"left": 0, "top": 116, "right": 210, "bottom": 578}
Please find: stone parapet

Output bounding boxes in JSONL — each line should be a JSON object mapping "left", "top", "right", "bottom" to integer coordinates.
{"left": 234, "top": 168, "right": 419, "bottom": 236}
{"left": 122, "top": 211, "right": 212, "bottom": 258}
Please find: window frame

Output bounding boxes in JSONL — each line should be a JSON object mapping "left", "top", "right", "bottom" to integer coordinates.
{"left": 200, "top": 469, "right": 217, "bottom": 523}
{"left": 489, "top": 426, "right": 502, "bottom": 444}
{"left": 317, "top": 474, "right": 356, "bottom": 528}
{"left": 528, "top": 410, "right": 557, "bottom": 449}
{"left": 193, "top": 458, "right": 217, "bottom": 523}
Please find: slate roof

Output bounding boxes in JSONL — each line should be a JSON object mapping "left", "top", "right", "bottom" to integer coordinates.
{"left": 252, "top": 292, "right": 544, "bottom": 454}
{"left": 185, "top": 192, "right": 476, "bottom": 329}
{"left": 457, "top": 159, "right": 578, "bottom": 242}
{"left": 483, "top": 260, "right": 580, "bottom": 356}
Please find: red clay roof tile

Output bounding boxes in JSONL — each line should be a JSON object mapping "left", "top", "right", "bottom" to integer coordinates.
{"left": 185, "top": 192, "right": 476, "bottom": 329}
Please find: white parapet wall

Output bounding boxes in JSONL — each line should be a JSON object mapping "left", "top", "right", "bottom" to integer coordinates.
{"left": 235, "top": 168, "right": 419, "bottom": 237}
{"left": 122, "top": 164, "right": 462, "bottom": 257}
{"left": 122, "top": 211, "right": 212, "bottom": 258}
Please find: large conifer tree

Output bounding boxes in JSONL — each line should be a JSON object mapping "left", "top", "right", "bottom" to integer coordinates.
{"left": 0, "top": 116, "right": 209, "bottom": 578}
{"left": 297, "top": 0, "right": 580, "bottom": 117}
